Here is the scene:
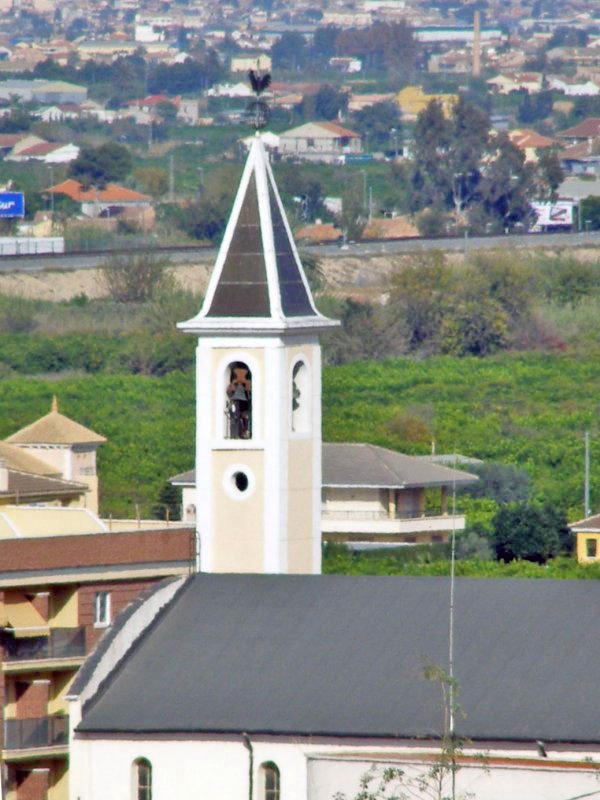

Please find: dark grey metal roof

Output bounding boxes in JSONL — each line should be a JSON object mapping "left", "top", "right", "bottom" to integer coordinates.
{"left": 206, "top": 173, "right": 271, "bottom": 318}
{"left": 203, "top": 139, "right": 316, "bottom": 320}
{"left": 169, "top": 444, "right": 478, "bottom": 490}
{"left": 78, "top": 574, "right": 600, "bottom": 743}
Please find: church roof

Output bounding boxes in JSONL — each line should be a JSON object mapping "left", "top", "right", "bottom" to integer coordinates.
{"left": 6, "top": 396, "right": 106, "bottom": 446}
{"left": 178, "top": 134, "right": 337, "bottom": 335}
{"left": 77, "top": 573, "right": 600, "bottom": 744}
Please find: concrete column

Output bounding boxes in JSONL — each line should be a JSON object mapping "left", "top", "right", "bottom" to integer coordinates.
{"left": 388, "top": 489, "right": 396, "bottom": 520}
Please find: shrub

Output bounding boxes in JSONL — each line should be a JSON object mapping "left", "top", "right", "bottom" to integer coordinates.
{"left": 98, "top": 254, "right": 170, "bottom": 303}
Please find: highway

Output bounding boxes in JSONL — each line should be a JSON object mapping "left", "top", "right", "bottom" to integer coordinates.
{"left": 0, "top": 230, "right": 598, "bottom": 272}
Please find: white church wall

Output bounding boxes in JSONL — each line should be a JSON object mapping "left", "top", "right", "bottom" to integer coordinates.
{"left": 69, "top": 733, "right": 600, "bottom": 800}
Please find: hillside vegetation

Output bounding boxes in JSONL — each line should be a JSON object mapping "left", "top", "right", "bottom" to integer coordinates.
{"left": 0, "top": 348, "right": 598, "bottom": 521}
{"left": 0, "top": 250, "right": 598, "bottom": 523}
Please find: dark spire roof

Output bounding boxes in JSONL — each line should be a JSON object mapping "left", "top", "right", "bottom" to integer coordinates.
{"left": 179, "top": 135, "right": 337, "bottom": 335}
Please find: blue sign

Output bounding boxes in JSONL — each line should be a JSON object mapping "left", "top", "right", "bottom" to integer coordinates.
{"left": 0, "top": 192, "right": 25, "bottom": 218}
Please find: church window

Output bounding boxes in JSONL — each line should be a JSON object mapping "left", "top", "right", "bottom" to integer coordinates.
{"left": 134, "top": 758, "right": 152, "bottom": 800}
{"left": 291, "top": 360, "right": 309, "bottom": 433}
{"left": 260, "top": 762, "right": 280, "bottom": 800}
{"left": 225, "top": 362, "right": 252, "bottom": 440}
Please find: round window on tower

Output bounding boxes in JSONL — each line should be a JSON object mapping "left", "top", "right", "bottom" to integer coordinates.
{"left": 223, "top": 464, "right": 255, "bottom": 500}
{"left": 233, "top": 471, "right": 249, "bottom": 493}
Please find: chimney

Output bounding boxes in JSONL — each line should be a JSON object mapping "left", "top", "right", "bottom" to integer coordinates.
{"left": 473, "top": 10, "right": 481, "bottom": 78}
{"left": 0, "top": 458, "right": 8, "bottom": 493}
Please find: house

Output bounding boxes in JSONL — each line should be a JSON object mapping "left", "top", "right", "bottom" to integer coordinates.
{"left": 5, "top": 396, "right": 106, "bottom": 515}
{"left": 486, "top": 72, "right": 543, "bottom": 95}
{"left": 508, "top": 128, "right": 559, "bottom": 162}
{"left": 45, "top": 180, "right": 153, "bottom": 225}
{"left": 125, "top": 94, "right": 180, "bottom": 114}
{"left": 560, "top": 140, "right": 600, "bottom": 176}
{"left": 6, "top": 142, "right": 79, "bottom": 164}
{"left": 328, "top": 56, "right": 362, "bottom": 73}
{"left": 278, "top": 122, "right": 362, "bottom": 164}
{"left": 570, "top": 513, "right": 600, "bottom": 562}
{"left": 230, "top": 53, "right": 271, "bottom": 73}
{"left": 0, "top": 399, "right": 195, "bottom": 800}
{"left": 170, "top": 443, "right": 476, "bottom": 546}
{"left": 0, "top": 135, "right": 46, "bottom": 160}
{"left": 556, "top": 118, "right": 600, "bottom": 144}
{"left": 0, "top": 80, "right": 87, "bottom": 105}
{"left": 0, "top": 511, "right": 194, "bottom": 800}
{"left": 549, "top": 78, "right": 600, "bottom": 97}
{"left": 396, "top": 86, "right": 458, "bottom": 119}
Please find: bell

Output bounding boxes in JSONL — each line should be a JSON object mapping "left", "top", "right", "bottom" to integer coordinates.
{"left": 231, "top": 384, "right": 248, "bottom": 402}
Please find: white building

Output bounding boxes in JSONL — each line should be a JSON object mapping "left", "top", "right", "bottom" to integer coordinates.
{"left": 278, "top": 122, "right": 362, "bottom": 164}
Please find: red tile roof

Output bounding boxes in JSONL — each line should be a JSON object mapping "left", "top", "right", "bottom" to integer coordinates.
{"left": 47, "top": 179, "right": 151, "bottom": 203}
{"left": 509, "top": 128, "right": 557, "bottom": 149}
{"left": 557, "top": 118, "right": 600, "bottom": 139}
{"left": 126, "top": 94, "right": 180, "bottom": 108}
{"left": 318, "top": 121, "right": 360, "bottom": 138}
{"left": 18, "top": 142, "right": 63, "bottom": 157}
{"left": 0, "top": 134, "right": 24, "bottom": 148}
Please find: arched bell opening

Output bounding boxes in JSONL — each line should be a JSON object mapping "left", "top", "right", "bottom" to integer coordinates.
{"left": 225, "top": 361, "right": 252, "bottom": 440}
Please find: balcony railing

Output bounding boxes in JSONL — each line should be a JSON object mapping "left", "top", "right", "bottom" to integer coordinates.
{"left": 4, "top": 715, "right": 68, "bottom": 751}
{"left": 3, "top": 627, "right": 85, "bottom": 662}
{"left": 322, "top": 509, "right": 448, "bottom": 521}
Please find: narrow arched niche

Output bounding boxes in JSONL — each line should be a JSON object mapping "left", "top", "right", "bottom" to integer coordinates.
{"left": 291, "top": 360, "right": 310, "bottom": 433}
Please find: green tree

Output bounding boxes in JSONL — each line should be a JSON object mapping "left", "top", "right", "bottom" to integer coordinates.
{"left": 152, "top": 480, "right": 181, "bottom": 520}
{"left": 441, "top": 295, "right": 509, "bottom": 357}
{"left": 389, "top": 252, "right": 452, "bottom": 352}
{"left": 535, "top": 149, "right": 565, "bottom": 202}
{"left": 155, "top": 100, "right": 178, "bottom": 122}
{"left": 69, "top": 143, "right": 133, "bottom": 188}
{"left": 302, "top": 85, "right": 348, "bottom": 121}
{"left": 411, "top": 100, "right": 534, "bottom": 231}
{"left": 491, "top": 503, "right": 569, "bottom": 564}
{"left": 271, "top": 32, "right": 307, "bottom": 70}
{"left": 460, "top": 463, "right": 531, "bottom": 505}
{"left": 351, "top": 101, "right": 401, "bottom": 148}
{"left": 580, "top": 196, "right": 600, "bottom": 231}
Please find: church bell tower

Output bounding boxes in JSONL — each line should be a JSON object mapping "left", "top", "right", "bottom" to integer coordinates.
{"left": 179, "top": 135, "right": 338, "bottom": 574}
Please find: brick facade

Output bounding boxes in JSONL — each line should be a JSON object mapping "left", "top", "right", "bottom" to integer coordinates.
{"left": 0, "top": 527, "right": 195, "bottom": 577}
{"left": 15, "top": 680, "right": 49, "bottom": 719}
{"left": 14, "top": 768, "right": 49, "bottom": 800}
{"left": 78, "top": 580, "right": 154, "bottom": 648}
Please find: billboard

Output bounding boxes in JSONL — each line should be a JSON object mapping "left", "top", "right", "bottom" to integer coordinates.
{"left": 531, "top": 201, "right": 574, "bottom": 229}
{"left": 0, "top": 192, "right": 25, "bottom": 218}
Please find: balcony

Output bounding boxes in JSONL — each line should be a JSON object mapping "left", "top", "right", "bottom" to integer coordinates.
{"left": 321, "top": 508, "right": 466, "bottom": 540}
{"left": 3, "top": 627, "right": 86, "bottom": 664}
{"left": 4, "top": 715, "right": 68, "bottom": 752}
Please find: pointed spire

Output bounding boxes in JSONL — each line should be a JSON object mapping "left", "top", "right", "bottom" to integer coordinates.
{"left": 51, "top": 395, "right": 58, "bottom": 413}
{"left": 179, "top": 136, "right": 338, "bottom": 334}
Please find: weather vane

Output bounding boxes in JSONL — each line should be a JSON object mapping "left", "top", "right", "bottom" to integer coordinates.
{"left": 246, "top": 68, "right": 271, "bottom": 130}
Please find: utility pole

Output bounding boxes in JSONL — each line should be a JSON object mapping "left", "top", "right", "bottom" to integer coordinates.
{"left": 169, "top": 154, "right": 174, "bottom": 202}
{"left": 585, "top": 430, "right": 591, "bottom": 518}
{"left": 368, "top": 185, "right": 373, "bottom": 221}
